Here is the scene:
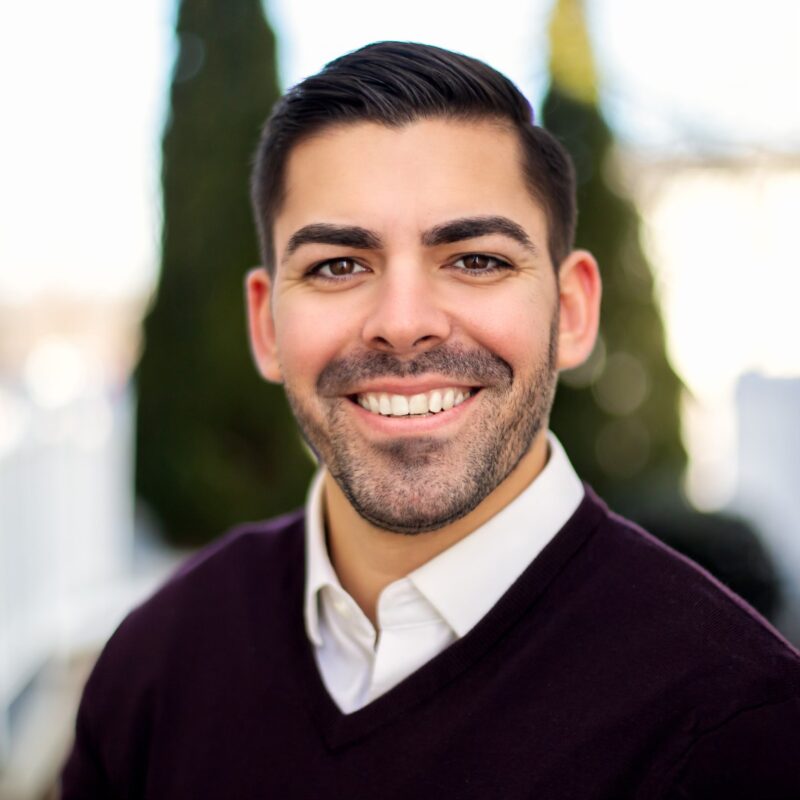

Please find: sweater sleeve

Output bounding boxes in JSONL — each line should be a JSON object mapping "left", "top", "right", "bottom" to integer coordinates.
{"left": 663, "top": 696, "right": 800, "bottom": 799}
{"left": 60, "top": 691, "right": 114, "bottom": 799}
{"left": 59, "top": 612, "right": 158, "bottom": 799}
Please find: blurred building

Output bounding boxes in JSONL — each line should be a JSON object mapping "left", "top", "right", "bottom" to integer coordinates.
{"left": 625, "top": 151, "right": 800, "bottom": 644}
{"left": 0, "top": 295, "right": 180, "bottom": 797}
{"left": 732, "top": 373, "right": 800, "bottom": 642}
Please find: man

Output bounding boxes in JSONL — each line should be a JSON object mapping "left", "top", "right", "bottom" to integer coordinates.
{"left": 63, "top": 42, "right": 800, "bottom": 798}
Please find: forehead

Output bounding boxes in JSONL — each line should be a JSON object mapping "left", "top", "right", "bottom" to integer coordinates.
{"left": 274, "top": 118, "right": 548, "bottom": 252}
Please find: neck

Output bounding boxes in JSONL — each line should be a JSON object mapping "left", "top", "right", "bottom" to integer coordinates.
{"left": 323, "top": 431, "right": 550, "bottom": 626}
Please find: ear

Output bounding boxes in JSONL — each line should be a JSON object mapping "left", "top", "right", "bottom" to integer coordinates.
{"left": 245, "top": 267, "right": 283, "bottom": 383}
{"left": 556, "top": 249, "right": 602, "bottom": 371}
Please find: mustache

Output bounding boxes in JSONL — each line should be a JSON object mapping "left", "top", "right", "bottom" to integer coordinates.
{"left": 316, "top": 344, "right": 513, "bottom": 395}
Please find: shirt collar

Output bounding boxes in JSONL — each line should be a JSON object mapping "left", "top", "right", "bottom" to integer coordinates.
{"left": 304, "top": 432, "right": 584, "bottom": 644}
{"left": 408, "top": 432, "right": 584, "bottom": 636}
{"left": 304, "top": 467, "right": 337, "bottom": 646}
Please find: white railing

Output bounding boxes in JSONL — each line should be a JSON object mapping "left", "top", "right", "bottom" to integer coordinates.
{"left": 0, "top": 380, "right": 135, "bottom": 763}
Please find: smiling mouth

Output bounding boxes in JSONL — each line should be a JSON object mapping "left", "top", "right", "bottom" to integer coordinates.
{"left": 350, "top": 387, "right": 477, "bottom": 417}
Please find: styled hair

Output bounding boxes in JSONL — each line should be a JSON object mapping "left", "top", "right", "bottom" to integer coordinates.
{"left": 250, "top": 41, "right": 576, "bottom": 274}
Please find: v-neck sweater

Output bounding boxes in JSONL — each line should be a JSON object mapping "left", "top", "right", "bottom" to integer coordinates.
{"left": 62, "top": 488, "right": 800, "bottom": 799}
{"left": 304, "top": 432, "right": 584, "bottom": 712}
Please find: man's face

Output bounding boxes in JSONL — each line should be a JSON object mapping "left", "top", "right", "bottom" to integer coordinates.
{"left": 260, "top": 118, "right": 563, "bottom": 533}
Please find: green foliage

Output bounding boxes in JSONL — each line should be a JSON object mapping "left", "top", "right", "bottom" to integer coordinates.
{"left": 136, "top": 0, "right": 313, "bottom": 547}
{"left": 541, "top": 1, "right": 783, "bottom": 616}
{"left": 543, "top": 86, "right": 686, "bottom": 513}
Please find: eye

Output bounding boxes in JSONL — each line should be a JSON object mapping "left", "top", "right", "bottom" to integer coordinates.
{"left": 311, "top": 258, "right": 369, "bottom": 279}
{"left": 451, "top": 254, "right": 511, "bottom": 273}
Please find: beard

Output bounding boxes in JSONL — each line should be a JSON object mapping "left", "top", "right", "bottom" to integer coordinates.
{"left": 284, "top": 313, "right": 559, "bottom": 534}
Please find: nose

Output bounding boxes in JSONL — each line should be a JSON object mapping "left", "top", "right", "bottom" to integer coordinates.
{"left": 361, "top": 263, "right": 452, "bottom": 355}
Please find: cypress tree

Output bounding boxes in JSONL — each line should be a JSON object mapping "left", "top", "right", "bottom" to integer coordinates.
{"left": 136, "top": 0, "right": 312, "bottom": 546}
{"left": 544, "top": 0, "right": 686, "bottom": 513}
{"left": 540, "top": 0, "right": 783, "bottom": 620}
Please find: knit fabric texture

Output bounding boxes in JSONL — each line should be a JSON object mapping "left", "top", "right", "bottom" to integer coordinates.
{"left": 62, "top": 488, "right": 800, "bottom": 799}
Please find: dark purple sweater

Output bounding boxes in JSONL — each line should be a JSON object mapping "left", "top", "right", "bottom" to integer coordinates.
{"left": 62, "top": 489, "right": 800, "bottom": 799}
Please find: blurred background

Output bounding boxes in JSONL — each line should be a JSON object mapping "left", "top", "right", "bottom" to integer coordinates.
{"left": 1, "top": 0, "right": 798, "bottom": 794}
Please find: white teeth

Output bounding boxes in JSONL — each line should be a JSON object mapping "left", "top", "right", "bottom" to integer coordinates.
{"left": 356, "top": 387, "right": 472, "bottom": 417}
{"left": 408, "top": 393, "right": 428, "bottom": 415}
{"left": 390, "top": 395, "right": 409, "bottom": 416}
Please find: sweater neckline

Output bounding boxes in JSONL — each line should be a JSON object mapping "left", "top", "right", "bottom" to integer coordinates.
{"left": 289, "top": 486, "right": 606, "bottom": 750}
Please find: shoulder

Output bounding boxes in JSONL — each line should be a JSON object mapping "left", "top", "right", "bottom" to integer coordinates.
{"left": 593, "top": 499, "right": 796, "bottom": 650}
{"left": 573, "top": 492, "right": 800, "bottom": 789}
{"left": 96, "top": 505, "right": 305, "bottom": 664}
{"left": 564, "top": 492, "right": 800, "bottom": 793}
{"left": 109, "top": 507, "right": 306, "bottom": 661}
{"left": 62, "top": 509, "right": 307, "bottom": 794}
{"left": 584, "top": 494, "right": 800, "bottom": 670}
{"left": 163, "top": 507, "right": 306, "bottom": 599}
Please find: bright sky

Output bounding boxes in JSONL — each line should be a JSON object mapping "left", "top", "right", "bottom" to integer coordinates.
{"left": 1, "top": 0, "right": 798, "bottom": 400}
{"left": 273, "top": 0, "right": 800, "bottom": 152}
{"left": 0, "top": 0, "right": 172, "bottom": 301}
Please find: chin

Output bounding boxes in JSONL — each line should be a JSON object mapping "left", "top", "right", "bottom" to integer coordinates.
{"left": 328, "top": 435, "right": 516, "bottom": 535}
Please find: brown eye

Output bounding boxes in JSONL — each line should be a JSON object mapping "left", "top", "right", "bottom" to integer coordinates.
{"left": 463, "top": 254, "right": 491, "bottom": 270}
{"left": 452, "top": 254, "right": 510, "bottom": 273}
{"left": 330, "top": 259, "right": 354, "bottom": 276}
{"left": 314, "top": 258, "right": 368, "bottom": 279}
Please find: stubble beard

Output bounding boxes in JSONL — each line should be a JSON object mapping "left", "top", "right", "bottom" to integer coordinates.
{"left": 284, "top": 315, "right": 559, "bottom": 534}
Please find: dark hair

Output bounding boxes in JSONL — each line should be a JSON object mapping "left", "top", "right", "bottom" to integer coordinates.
{"left": 250, "top": 41, "right": 576, "bottom": 274}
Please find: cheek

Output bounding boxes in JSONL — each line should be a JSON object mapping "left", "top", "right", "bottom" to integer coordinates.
{"left": 453, "top": 287, "right": 554, "bottom": 371}
{"left": 273, "top": 298, "right": 358, "bottom": 385}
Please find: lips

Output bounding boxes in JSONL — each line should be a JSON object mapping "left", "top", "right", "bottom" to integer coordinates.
{"left": 355, "top": 387, "right": 473, "bottom": 417}
{"left": 317, "top": 346, "right": 512, "bottom": 400}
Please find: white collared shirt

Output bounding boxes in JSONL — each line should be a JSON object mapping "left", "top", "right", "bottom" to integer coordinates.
{"left": 304, "top": 432, "right": 584, "bottom": 713}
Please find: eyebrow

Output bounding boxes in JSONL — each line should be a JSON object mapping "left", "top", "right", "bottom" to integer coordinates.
{"left": 282, "top": 223, "right": 383, "bottom": 263}
{"left": 421, "top": 216, "right": 539, "bottom": 255}
{"left": 282, "top": 214, "right": 539, "bottom": 263}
